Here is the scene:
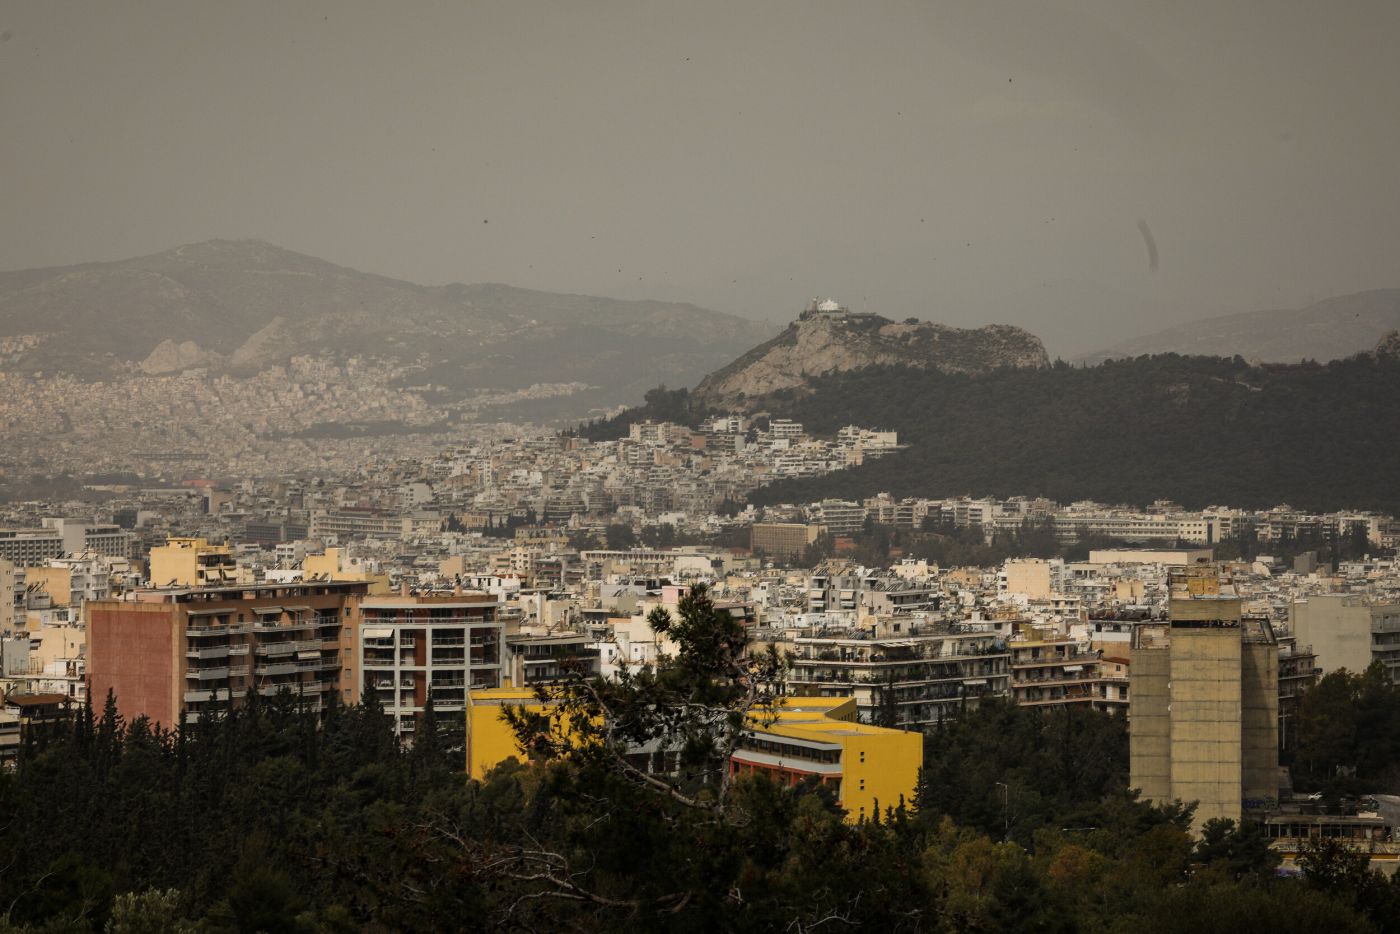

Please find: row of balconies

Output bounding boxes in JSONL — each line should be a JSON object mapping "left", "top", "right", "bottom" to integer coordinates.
{"left": 361, "top": 615, "right": 496, "bottom": 626}
{"left": 252, "top": 619, "right": 318, "bottom": 632}
{"left": 256, "top": 639, "right": 330, "bottom": 656}
{"left": 186, "top": 664, "right": 251, "bottom": 681}
{"left": 1012, "top": 670, "right": 1097, "bottom": 686}
{"left": 186, "top": 624, "right": 252, "bottom": 637}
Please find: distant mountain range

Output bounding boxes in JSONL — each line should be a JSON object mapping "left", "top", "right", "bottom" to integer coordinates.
{"left": 0, "top": 239, "right": 775, "bottom": 414}
{"left": 1081, "top": 290, "right": 1400, "bottom": 363}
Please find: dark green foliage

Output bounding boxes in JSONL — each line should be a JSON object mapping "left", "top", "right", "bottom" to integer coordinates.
{"left": 746, "top": 352, "right": 1400, "bottom": 513}
{"left": 10, "top": 641, "right": 1400, "bottom": 929}
{"left": 577, "top": 386, "right": 702, "bottom": 440}
{"left": 1293, "top": 663, "right": 1400, "bottom": 792}
{"left": 915, "top": 697, "right": 1141, "bottom": 846}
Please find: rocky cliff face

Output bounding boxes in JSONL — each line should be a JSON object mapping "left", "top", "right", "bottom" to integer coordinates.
{"left": 692, "top": 312, "right": 1048, "bottom": 411}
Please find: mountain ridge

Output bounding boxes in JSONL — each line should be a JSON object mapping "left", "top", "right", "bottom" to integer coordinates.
{"left": 1079, "top": 289, "right": 1400, "bottom": 363}
{"left": 0, "top": 239, "right": 775, "bottom": 412}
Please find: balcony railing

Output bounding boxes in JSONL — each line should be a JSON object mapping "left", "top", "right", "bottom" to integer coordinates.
{"left": 255, "top": 639, "right": 326, "bottom": 656}
{"left": 186, "top": 624, "right": 252, "bottom": 637}
{"left": 252, "top": 619, "right": 318, "bottom": 632}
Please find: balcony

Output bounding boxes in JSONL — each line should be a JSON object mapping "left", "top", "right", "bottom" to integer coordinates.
{"left": 186, "top": 623, "right": 252, "bottom": 637}
{"left": 431, "top": 677, "right": 466, "bottom": 688}
{"left": 187, "top": 645, "right": 232, "bottom": 660}
{"left": 252, "top": 619, "right": 318, "bottom": 633}
{"left": 255, "top": 681, "right": 325, "bottom": 697}
{"left": 255, "top": 639, "right": 326, "bottom": 656}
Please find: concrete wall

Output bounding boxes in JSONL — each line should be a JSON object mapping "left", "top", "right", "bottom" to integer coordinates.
{"left": 1004, "top": 560, "right": 1053, "bottom": 600}
{"left": 1291, "top": 596, "right": 1374, "bottom": 675}
{"left": 1170, "top": 628, "right": 1243, "bottom": 832}
{"left": 1241, "top": 640, "right": 1280, "bottom": 808}
{"left": 1129, "top": 646, "right": 1172, "bottom": 803}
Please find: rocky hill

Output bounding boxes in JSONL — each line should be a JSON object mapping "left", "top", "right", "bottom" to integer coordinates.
{"left": 0, "top": 240, "right": 774, "bottom": 412}
{"left": 1081, "top": 289, "right": 1400, "bottom": 363}
{"left": 691, "top": 308, "right": 1048, "bottom": 411}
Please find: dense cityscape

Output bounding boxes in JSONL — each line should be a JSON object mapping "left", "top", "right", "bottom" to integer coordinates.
{"left": 8, "top": 2, "right": 1400, "bottom": 930}
{"left": 3, "top": 390, "right": 1400, "bottom": 925}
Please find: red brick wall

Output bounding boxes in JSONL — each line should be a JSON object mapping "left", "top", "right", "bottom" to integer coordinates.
{"left": 87, "top": 603, "right": 178, "bottom": 728}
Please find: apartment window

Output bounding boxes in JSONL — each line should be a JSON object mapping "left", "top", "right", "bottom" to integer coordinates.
{"left": 859, "top": 751, "right": 865, "bottom": 763}
{"left": 859, "top": 779, "right": 865, "bottom": 791}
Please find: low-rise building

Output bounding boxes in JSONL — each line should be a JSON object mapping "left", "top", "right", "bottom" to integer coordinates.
{"left": 730, "top": 696, "right": 922, "bottom": 821}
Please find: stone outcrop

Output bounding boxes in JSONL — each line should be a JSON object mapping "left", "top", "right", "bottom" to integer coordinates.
{"left": 692, "top": 312, "right": 1048, "bottom": 411}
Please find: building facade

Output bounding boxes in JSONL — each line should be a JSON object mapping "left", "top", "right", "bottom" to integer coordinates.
{"left": 359, "top": 595, "right": 502, "bottom": 741}
{"left": 87, "top": 580, "right": 370, "bottom": 727}
{"left": 1129, "top": 570, "right": 1278, "bottom": 833}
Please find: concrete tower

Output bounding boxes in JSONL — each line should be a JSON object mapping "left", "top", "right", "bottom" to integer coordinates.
{"left": 1129, "top": 568, "right": 1278, "bottom": 833}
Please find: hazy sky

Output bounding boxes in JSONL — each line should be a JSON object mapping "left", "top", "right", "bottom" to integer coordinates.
{"left": 2, "top": 1, "right": 1398, "bottom": 355}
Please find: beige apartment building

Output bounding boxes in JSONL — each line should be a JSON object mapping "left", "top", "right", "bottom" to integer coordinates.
{"left": 751, "top": 523, "right": 824, "bottom": 560}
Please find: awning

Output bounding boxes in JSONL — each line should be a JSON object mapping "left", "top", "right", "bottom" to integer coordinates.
{"left": 281, "top": 605, "right": 313, "bottom": 612}
{"left": 362, "top": 627, "right": 393, "bottom": 639}
{"left": 297, "top": 651, "right": 321, "bottom": 660}
{"left": 1063, "top": 665, "right": 1084, "bottom": 672}
{"left": 186, "top": 608, "right": 225, "bottom": 617}
{"left": 963, "top": 679, "right": 988, "bottom": 686}
{"left": 252, "top": 606, "right": 284, "bottom": 615}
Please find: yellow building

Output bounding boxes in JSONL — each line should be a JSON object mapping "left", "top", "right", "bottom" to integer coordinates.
{"left": 731, "top": 696, "right": 922, "bottom": 822}
{"left": 24, "top": 567, "right": 72, "bottom": 606}
{"left": 148, "top": 537, "right": 241, "bottom": 588}
{"left": 466, "top": 687, "right": 541, "bottom": 781}
{"left": 302, "top": 547, "right": 391, "bottom": 593}
{"left": 466, "top": 689, "right": 922, "bottom": 824}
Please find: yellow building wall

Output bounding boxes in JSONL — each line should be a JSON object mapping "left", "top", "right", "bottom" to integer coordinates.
{"left": 148, "top": 547, "right": 200, "bottom": 588}
{"left": 302, "top": 549, "right": 343, "bottom": 580}
{"left": 304, "top": 548, "right": 391, "bottom": 593}
{"left": 466, "top": 688, "right": 549, "bottom": 780}
{"left": 838, "top": 730, "right": 922, "bottom": 820}
{"left": 466, "top": 690, "right": 923, "bottom": 825}
{"left": 749, "top": 696, "right": 922, "bottom": 823}
{"left": 25, "top": 567, "right": 72, "bottom": 606}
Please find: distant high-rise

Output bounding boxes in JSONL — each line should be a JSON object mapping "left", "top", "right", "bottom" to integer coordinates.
{"left": 1129, "top": 568, "right": 1278, "bottom": 833}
